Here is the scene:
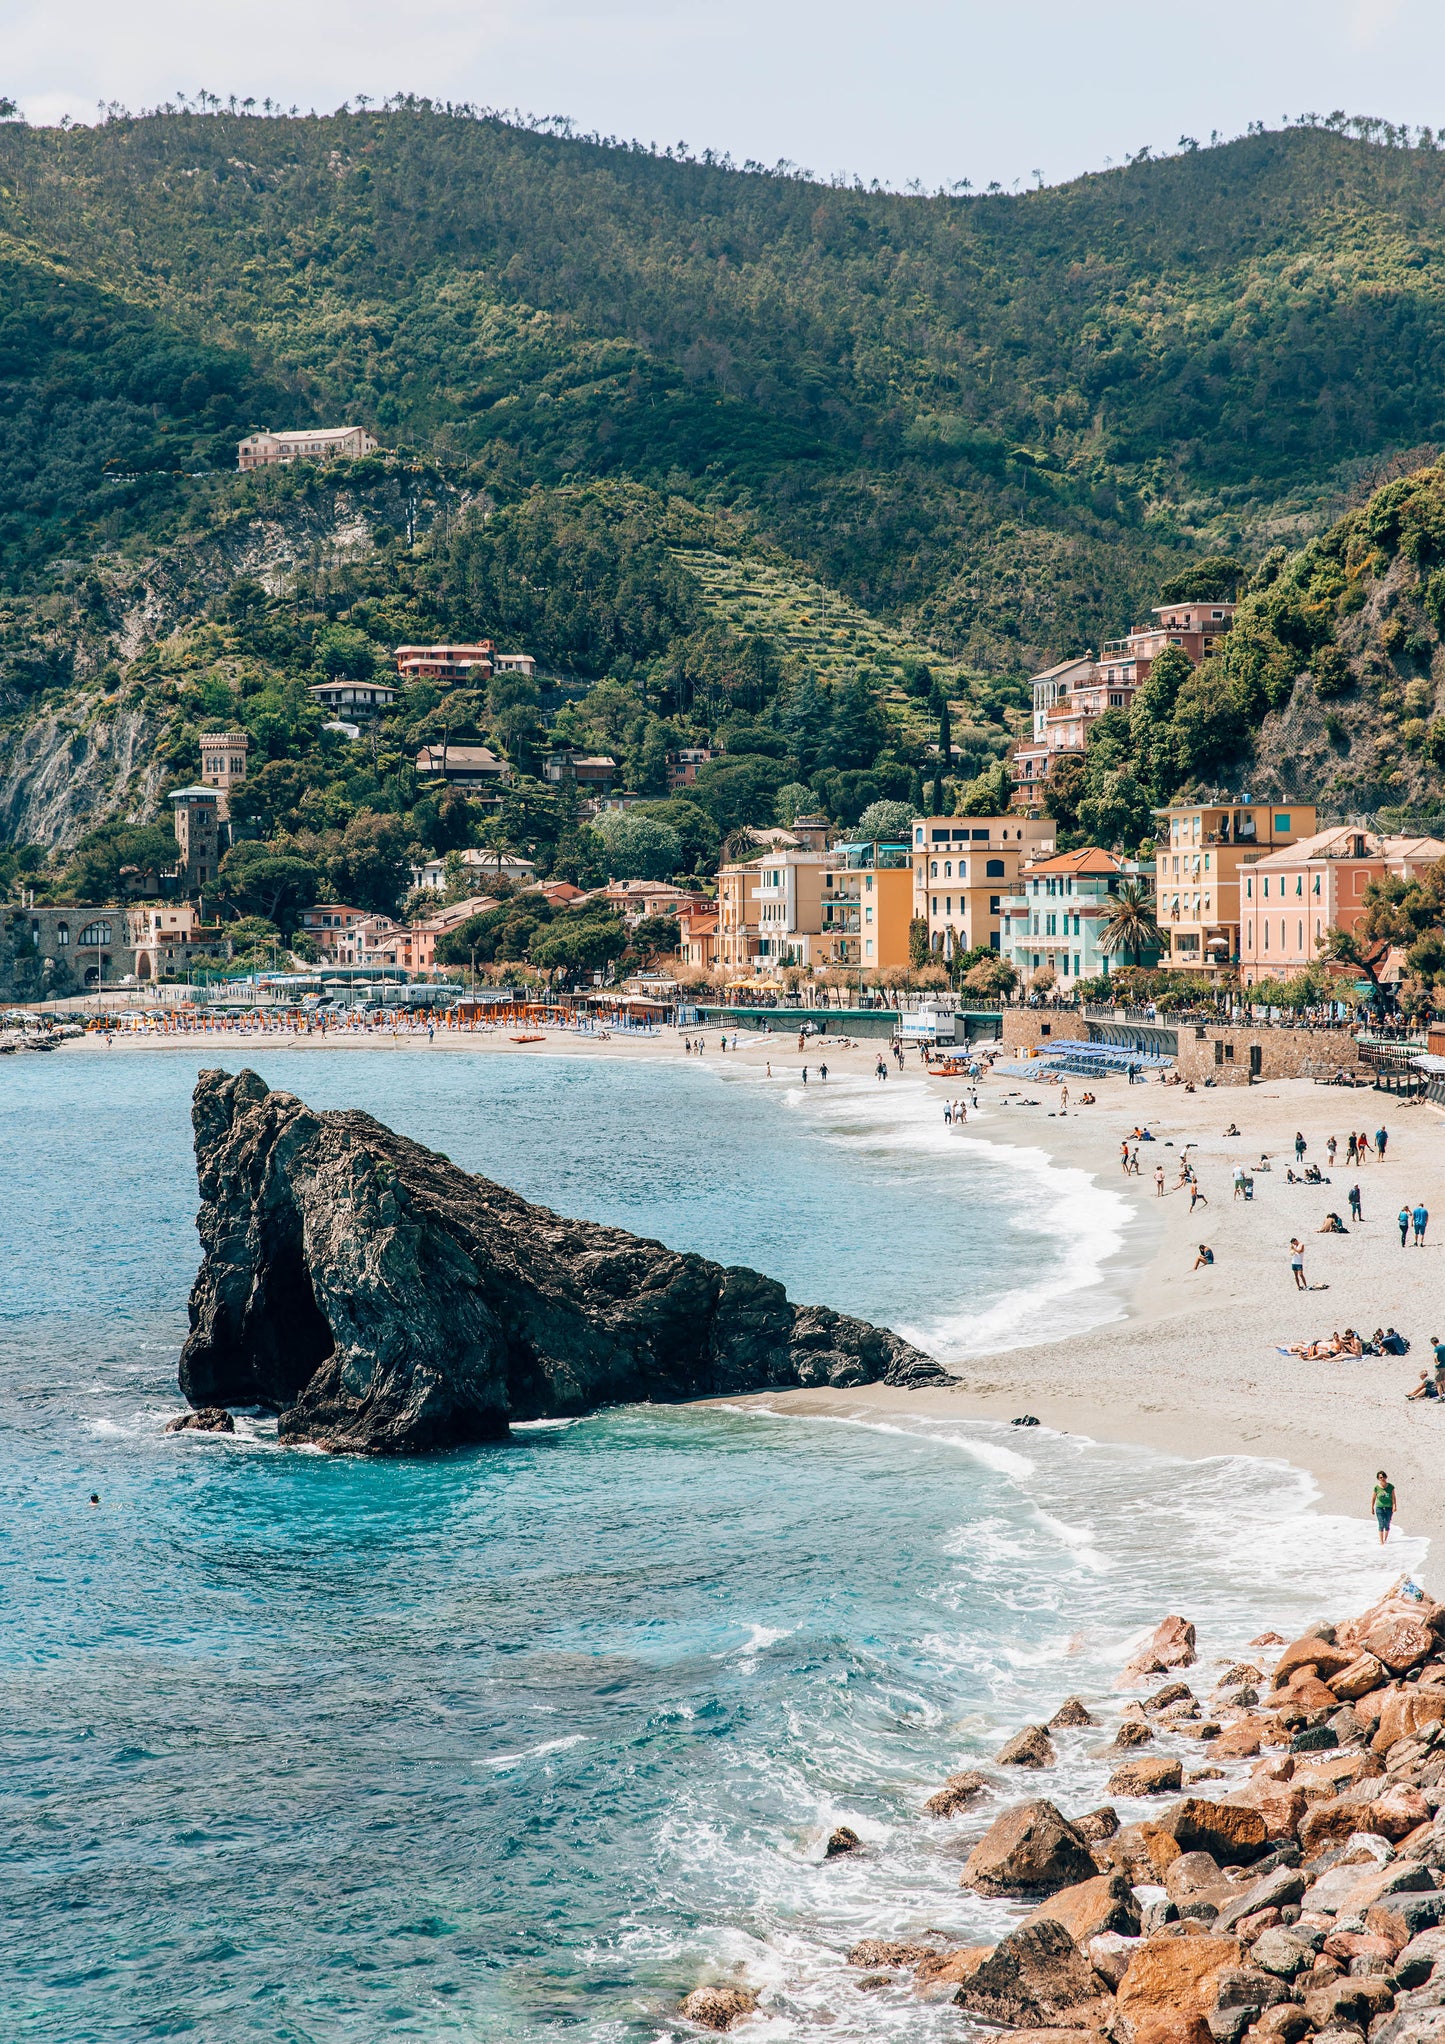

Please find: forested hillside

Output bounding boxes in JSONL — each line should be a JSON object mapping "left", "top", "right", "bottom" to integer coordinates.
{"left": 5, "top": 106, "right": 1445, "bottom": 884}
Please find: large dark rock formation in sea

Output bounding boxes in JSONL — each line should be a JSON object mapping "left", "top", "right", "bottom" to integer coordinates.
{"left": 178, "top": 1068, "right": 949, "bottom": 1453}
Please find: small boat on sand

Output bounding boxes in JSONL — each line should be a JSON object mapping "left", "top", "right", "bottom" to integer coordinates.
{"left": 510, "top": 1034, "right": 546, "bottom": 1044}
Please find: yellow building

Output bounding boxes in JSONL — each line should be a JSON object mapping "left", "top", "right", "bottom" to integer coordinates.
{"left": 910, "top": 814, "right": 1055, "bottom": 959}
{"left": 1153, "top": 799, "right": 1317, "bottom": 974}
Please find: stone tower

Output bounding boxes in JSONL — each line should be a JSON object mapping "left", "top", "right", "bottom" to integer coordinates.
{"left": 169, "top": 788, "right": 222, "bottom": 896}
{"left": 199, "top": 731, "right": 249, "bottom": 820}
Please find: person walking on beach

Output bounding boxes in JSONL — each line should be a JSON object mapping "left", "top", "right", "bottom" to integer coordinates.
{"left": 801, "top": 1066, "right": 809, "bottom": 1085}
{"left": 1413, "top": 1200, "right": 1429, "bottom": 1246}
{"left": 1233, "top": 1164, "right": 1246, "bottom": 1200}
{"left": 1349, "top": 1184, "right": 1363, "bottom": 1223}
{"left": 1327, "top": 1136, "right": 1338, "bottom": 1168}
{"left": 1400, "top": 1205, "right": 1412, "bottom": 1249}
{"left": 1347, "top": 1131, "right": 1359, "bottom": 1166}
{"left": 1059, "top": 1082, "right": 1069, "bottom": 1115}
{"left": 1359, "top": 1128, "right": 1371, "bottom": 1160}
{"left": 1122, "top": 1140, "right": 1132, "bottom": 1176}
{"left": 1290, "top": 1239, "right": 1307, "bottom": 1290}
{"left": 1377, "top": 1126, "right": 1389, "bottom": 1160}
{"left": 1294, "top": 1131, "right": 1307, "bottom": 1163}
{"left": 1374, "top": 1471, "right": 1397, "bottom": 1545}
{"left": 1154, "top": 1163, "right": 1166, "bottom": 1196}
{"left": 819, "top": 1064, "right": 828, "bottom": 1083}
{"left": 1190, "top": 1179, "right": 1208, "bottom": 1212}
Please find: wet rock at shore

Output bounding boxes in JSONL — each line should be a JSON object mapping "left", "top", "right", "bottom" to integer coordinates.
{"left": 165, "top": 1406, "right": 235, "bottom": 1433}
{"left": 1026, "top": 1871, "right": 1142, "bottom": 1942}
{"left": 846, "top": 1939, "right": 945, "bottom": 1969}
{"left": 1111, "top": 1721, "right": 1156, "bottom": 1751}
{"left": 1121, "top": 1618, "right": 1198, "bottom": 1687}
{"left": 1050, "top": 1697, "right": 1098, "bottom": 1729}
{"left": 1076, "top": 1807, "right": 1121, "bottom": 1844}
{"left": 1155, "top": 1799, "right": 1270, "bottom": 1865}
{"left": 678, "top": 1984, "right": 759, "bottom": 2030}
{"left": 998, "top": 1725, "right": 1057, "bottom": 1769}
{"left": 924, "top": 1769, "right": 989, "bottom": 1817}
{"left": 961, "top": 1799, "right": 1099, "bottom": 1897}
{"left": 952, "top": 1918, "right": 1109, "bottom": 2028}
{"left": 177, "top": 1068, "right": 949, "bottom": 1454}
{"left": 1108, "top": 1756, "right": 1184, "bottom": 1798}
{"left": 824, "top": 1826, "right": 861, "bottom": 1858}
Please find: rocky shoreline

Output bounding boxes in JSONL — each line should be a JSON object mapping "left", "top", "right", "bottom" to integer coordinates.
{"left": 683, "top": 1582, "right": 1445, "bottom": 2037}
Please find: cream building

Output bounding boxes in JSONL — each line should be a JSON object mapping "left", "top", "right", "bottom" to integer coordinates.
{"left": 910, "top": 814, "right": 1055, "bottom": 959}
{"left": 237, "top": 427, "right": 377, "bottom": 469}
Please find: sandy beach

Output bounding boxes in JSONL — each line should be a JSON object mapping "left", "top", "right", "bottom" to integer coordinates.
{"left": 56, "top": 1014, "right": 1445, "bottom": 1572}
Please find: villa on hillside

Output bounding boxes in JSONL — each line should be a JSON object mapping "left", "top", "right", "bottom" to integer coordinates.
{"left": 237, "top": 427, "right": 377, "bottom": 469}
{"left": 1011, "top": 599, "right": 1237, "bottom": 807}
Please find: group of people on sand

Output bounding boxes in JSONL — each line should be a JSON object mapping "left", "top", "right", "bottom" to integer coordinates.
{"left": 942, "top": 1096, "right": 974, "bottom": 1126}
{"left": 1283, "top": 1325, "right": 1410, "bottom": 1361}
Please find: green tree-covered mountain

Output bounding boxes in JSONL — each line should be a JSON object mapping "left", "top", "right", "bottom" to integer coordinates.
{"left": 6, "top": 107, "right": 1445, "bottom": 887}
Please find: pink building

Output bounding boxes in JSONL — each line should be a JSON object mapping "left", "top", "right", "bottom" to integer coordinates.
{"left": 1239, "top": 829, "right": 1445, "bottom": 984}
{"left": 1012, "top": 601, "right": 1236, "bottom": 807}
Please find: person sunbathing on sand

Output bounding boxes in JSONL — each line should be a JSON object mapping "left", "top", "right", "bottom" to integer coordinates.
{"left": 1406, "top": 1370, "right": 1439, "bottom": 1400}
{"left": 1224, "top": 1122, "right": 1241, "bottom": 1136}
{"left": 1318, "top": 1213, "right": 1348, "bottom": 1234}
{"left": 1283, "top": 1332, "right": 1344, "bottom": 1360}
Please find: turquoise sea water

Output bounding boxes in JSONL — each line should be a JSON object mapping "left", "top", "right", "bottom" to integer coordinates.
{"left": 0, "top": 1047, "right": 1417, "bottom": 2041}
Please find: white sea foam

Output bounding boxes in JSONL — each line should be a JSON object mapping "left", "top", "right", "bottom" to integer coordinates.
{"left": 482, "top": 1734, "right": 588, "bottom": 1770}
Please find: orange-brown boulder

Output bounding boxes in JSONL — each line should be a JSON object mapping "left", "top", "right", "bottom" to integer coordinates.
{"left": 1106, "top": 1822, "right": 1182, "bottom": 1880}
{"left": 1108, "top": 1756, "right": 1183, "bottom": 1797}
{"left": 961, "top": 1800, "right": 1099, "bottom": 1897}
{"left": 1121, "top": 1617, "right": 1197, "bottom": 1685}
{"left": 1026, "top": 1872, "right": 1141, "bottom": 1943}
{"left": 1373, "top": 1685, "right": 1445, "bottom": 1752}
{"left": 924, "top": 1770, "right": 988, "bottom": 1817}
{"left": 1128, "top": 2018, "right": 1213, "bottom": 2044}
{"left": 1293, "top": 1750, "right": 1382, "bottom": 1797}
{"left": 679, "top": 1985, "right": 759, "bottom": 2030}
{"left": 1361, "top": 1615, "right": 1435, "bottom": 1674}
{"left": 953, "top": 1919, "right": 1110, "bottom": 2029}
{"left": 1050, "top": 1697, "right": 1097, "bottom": 1728}
{"left": 1114, "top": 1934, "right": 1245, "bottom": 2036}
{"left": 1276, "top": 1672, "right": 1342, "bottom": 1713}
{"left": 1223, "top": 1781, "right": 1306, "bottom": 1843}
{"left": 914, "top": 1945, "right": 994, "bottom": 1987}
{"left": 1329, "top": 1652, "right": 1387, "bottom": 1701}
{"left": 1270, "top": 1636, "right": 1354, "bottom": 1690}
{"left": 1299, "top": 1796, "right": 1368, "bottom": 1858}
{"left": 1251, "top": 2005, "right": 1313, "bottom": 2044}
{"left": 1207, "top": 1720, "right": 1267, "bottom": 1760}
{"left": 847, "top": 1939, "right": 944, "bottom": 1969}
{"left": 1370, "top": 1785, "right": 1433, "bottom": 1840}
{"left": 1154, "top": 1799, "right": 1270, "bottom": 1864}
{"left": 998, "top": 1725, "right": 1058, "bottom": 1768}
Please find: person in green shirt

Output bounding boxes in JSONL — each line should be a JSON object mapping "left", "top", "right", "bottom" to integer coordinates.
{"left": 1374, "top": 1472, "right": 1397, "bottom": 1545}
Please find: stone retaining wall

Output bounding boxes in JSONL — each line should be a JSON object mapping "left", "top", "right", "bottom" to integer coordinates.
{"left": 999, "top": 1012, "right": 1363, "bottom": 1088}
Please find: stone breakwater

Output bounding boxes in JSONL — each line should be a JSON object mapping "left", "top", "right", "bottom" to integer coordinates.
{"left": 682, "top": 1582, "right": 1445, "bottom": 2036}
{"left": 176, "top": 1068, "right": 947, "bottom": 1452}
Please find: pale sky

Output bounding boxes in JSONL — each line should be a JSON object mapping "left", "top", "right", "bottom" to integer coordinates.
{"left": 6, "top": 0, "right": 1445, "bottom": 191}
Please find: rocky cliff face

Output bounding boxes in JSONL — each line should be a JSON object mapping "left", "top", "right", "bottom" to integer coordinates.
{"left": 179, "top": 1068, "right": 948, "bottom": 1453}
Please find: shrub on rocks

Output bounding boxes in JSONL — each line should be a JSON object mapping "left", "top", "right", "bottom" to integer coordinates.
{"left": 961, "top": 1800, "right": 1100, "bottom": 1897}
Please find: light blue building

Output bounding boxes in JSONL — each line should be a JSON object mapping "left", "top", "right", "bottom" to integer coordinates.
{"left": 1000, "top": 847, "right": 1159, "bottom": 990}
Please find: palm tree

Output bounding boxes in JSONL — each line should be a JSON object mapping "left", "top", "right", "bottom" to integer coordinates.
{"left": 1098, "top": 880, "right": 1161, "bottom": 971}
